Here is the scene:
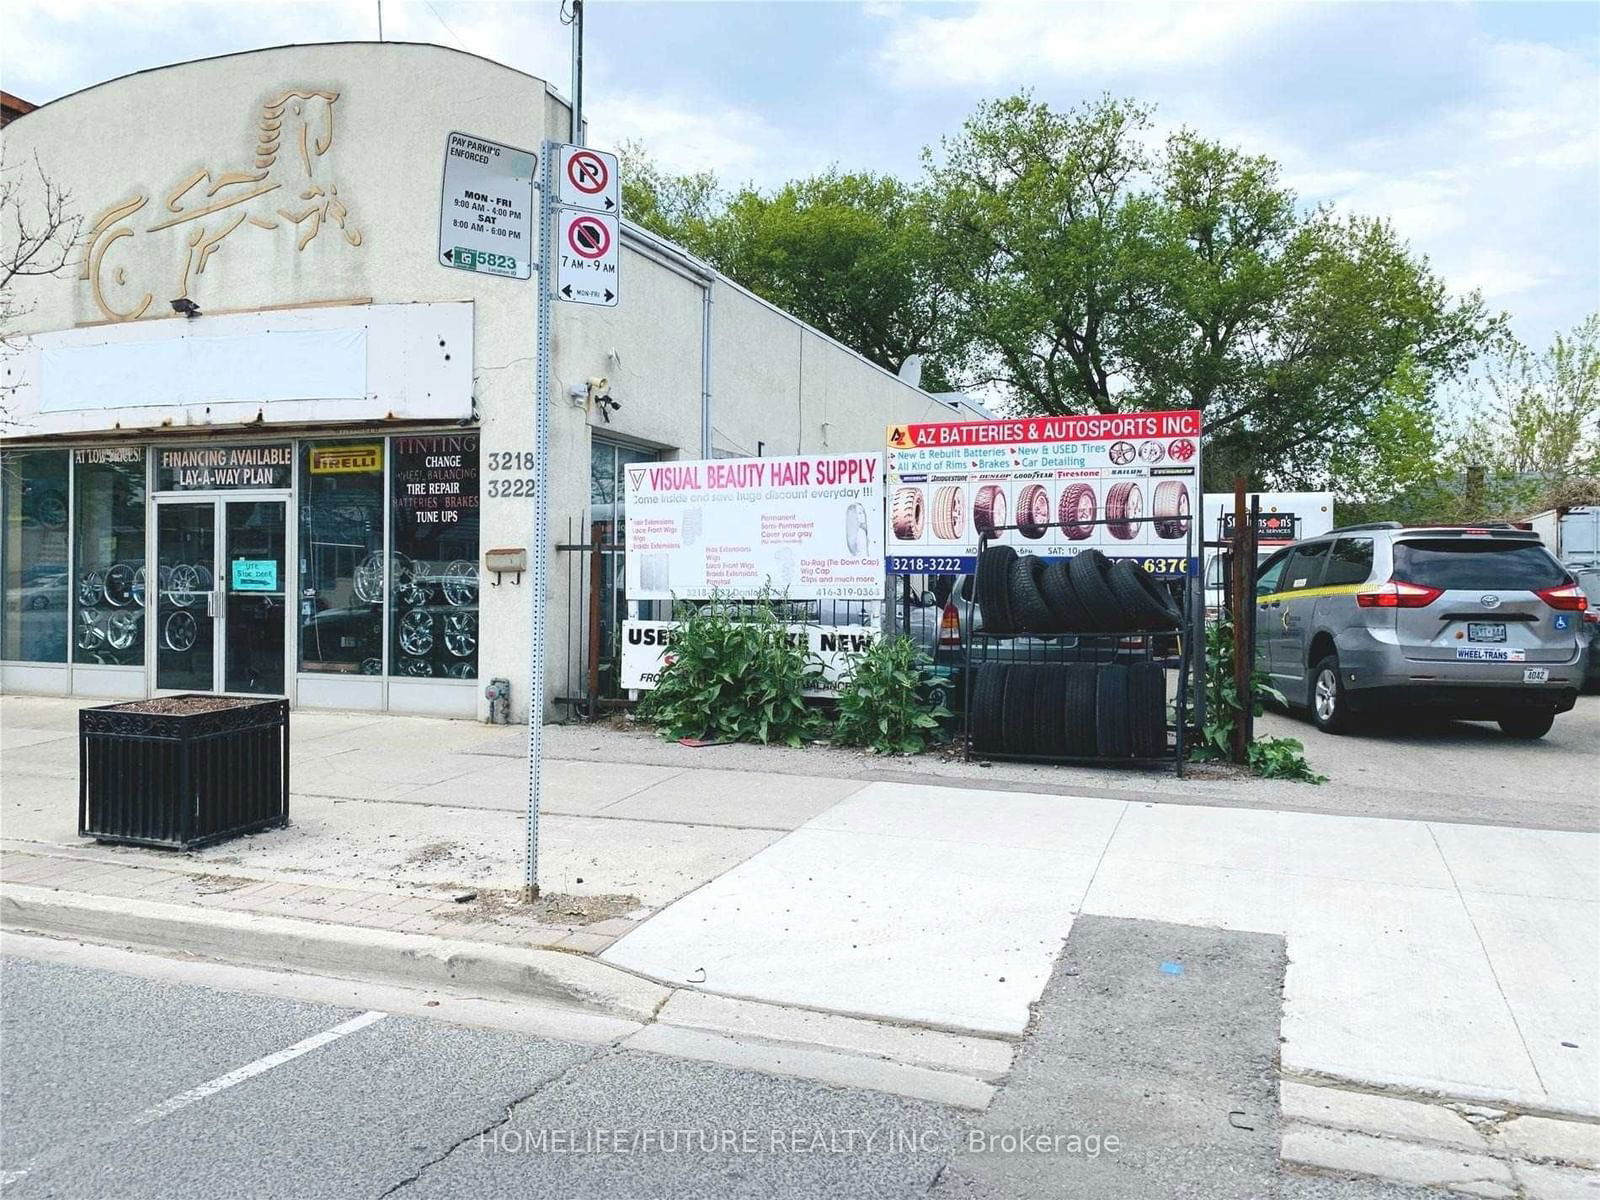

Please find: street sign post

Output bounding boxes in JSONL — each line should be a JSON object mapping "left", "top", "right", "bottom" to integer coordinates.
{"left": 438, "top": 132, "right": 537, "bottom": 279}
{"left": 556, "top": 144, "right": 619, "bottom": 213}
{"left": 556, "top": 210, "right": 619, "bottom": 306}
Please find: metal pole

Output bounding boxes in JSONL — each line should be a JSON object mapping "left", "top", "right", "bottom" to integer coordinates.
{"left": 1230, "top": 479, "right": 1249, "bottom": 765}
{"left": 1243, "top": 492, "right": 1260, "bottom": 750}
{"left": 524, "top": 143, "right": 554, "bottom": 903}
{"left": 569, "top": 0, "right": 584, "bottom": 145}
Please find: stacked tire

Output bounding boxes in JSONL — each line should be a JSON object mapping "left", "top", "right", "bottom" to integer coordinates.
{"left": 975, "top": 546, "right": 1181, "bottom": 636}
{"left": 968, "top": 661, "right": 1167, "bottom": 760}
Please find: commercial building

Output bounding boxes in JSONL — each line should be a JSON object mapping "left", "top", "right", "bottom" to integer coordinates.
{"left": 0, "top": 43, "right": 971, "bottom": 720}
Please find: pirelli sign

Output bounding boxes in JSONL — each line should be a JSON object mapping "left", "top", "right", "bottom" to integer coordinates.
{"left": 309, "top": 444, "right": 383, "bottom": 475}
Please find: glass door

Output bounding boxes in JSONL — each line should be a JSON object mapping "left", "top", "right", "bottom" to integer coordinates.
{"left": 154, "top": 498, "right": 289, "bottom": 696}
{"left": 223, "top": 500, "right": 287, "bottom": 695}
{"left": 155, "top": 502, "right": 218, "bottom": 691}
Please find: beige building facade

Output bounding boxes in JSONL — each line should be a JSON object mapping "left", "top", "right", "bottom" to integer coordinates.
{"left": 0, "top": 43, "right": 972, "bottom": 721}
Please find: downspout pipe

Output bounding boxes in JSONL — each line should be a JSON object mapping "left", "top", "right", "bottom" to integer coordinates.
{"left": 621, "top": 221, "right": 718, "bottom": 458}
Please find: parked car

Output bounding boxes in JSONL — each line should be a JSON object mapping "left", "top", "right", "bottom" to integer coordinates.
{"left": 1574, "top": 567, "right": 1600, "bottom": 692}
{"left": 1255, "top": 523, "right": 1587, "bottom": 738}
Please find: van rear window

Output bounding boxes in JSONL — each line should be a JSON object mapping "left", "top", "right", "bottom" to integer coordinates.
{"left": 1392, "top": 540, "right": 1567, "bottom": 590}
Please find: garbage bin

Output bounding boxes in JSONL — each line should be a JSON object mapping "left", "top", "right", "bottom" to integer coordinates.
{"left": 79, "top": 695, "right": 289, "bottom": 849}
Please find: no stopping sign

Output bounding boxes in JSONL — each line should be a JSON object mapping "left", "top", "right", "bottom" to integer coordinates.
{"left": 557, "top": 210, "right": 620, "bottom": 307}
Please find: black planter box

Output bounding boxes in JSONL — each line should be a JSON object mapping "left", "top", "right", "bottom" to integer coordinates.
{"left": 79, "top": 695, "right": 289, "bottom": 849}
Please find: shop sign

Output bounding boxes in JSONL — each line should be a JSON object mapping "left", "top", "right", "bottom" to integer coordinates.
{"left": 156, "top": 444, "right": 292, "bottom": 490}
{"left": 884, "top": 411, "right": 1203, "bottom": 579}
{"left": 309, "top": 443, "right": 383, "bottom": 475}
{"left": 231, "top": 559, "right": 279, "bottom": 591}
{"left": 392, "top": 434, "right": 480, "bottom": 531}
{"left": 620, "top": 619, "right": 877, "bottom": 697}
{"left": 73, "top": 447, "right": 143, "bottom": 466}
{"left": 623, "top": 453, "right": 884, "bottom": 601}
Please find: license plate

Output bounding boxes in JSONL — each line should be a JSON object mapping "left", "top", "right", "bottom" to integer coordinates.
{"left": 1524, "top": 667, "right": 1550, "bottom": 683}
{"left": 1456, "top": 647, "right": 1525, "bottom": 662}
{"left": 1467, "top": 622, "right": 1507, "bottom": 643}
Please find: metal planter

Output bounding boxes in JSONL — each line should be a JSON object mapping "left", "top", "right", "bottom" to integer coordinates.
{"left": 79, "top": 696, "right": 289, "bottom": 849}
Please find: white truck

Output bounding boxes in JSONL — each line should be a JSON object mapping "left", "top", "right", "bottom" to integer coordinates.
{"left": 1527, "top": 506, "right": 1599, "bottom": 570}
{"left": 1201, "top": 491, "right": 1335, "bottom": 616}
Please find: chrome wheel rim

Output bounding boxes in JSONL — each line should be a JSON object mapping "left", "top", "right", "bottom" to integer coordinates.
{"left": 1314, "top": 670, "right": 1338, "bottom": 722}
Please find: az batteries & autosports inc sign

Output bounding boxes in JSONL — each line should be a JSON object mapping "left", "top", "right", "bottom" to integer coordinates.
{"left": 884, "top": 411, "right": 1202, "bottom": 578}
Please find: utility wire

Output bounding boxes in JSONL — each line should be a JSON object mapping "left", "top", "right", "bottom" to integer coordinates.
{"left": 425, "top": 1, "right": 471, "bottom": 52}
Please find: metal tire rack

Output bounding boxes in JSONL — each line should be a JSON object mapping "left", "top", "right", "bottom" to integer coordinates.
{"left": 960, "top": 516, "right": 1198, "bottom": 777}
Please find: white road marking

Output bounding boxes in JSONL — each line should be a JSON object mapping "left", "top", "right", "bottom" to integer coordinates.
{"left": 131, "top": 1010, "right": 388, "bottom": 1126}
{"left": 0, "top": 1008, "right": 387, "bottom": 1187}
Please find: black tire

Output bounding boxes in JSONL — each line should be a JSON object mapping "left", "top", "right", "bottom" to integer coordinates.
{"left": 1308, "top": 654, "right": 1353, "bottom": 734}
{"left": 1096, "top": 663, "right": 1134, "bottom": 757}
{"left": 1104, "top": 481, "right": 1143, "bottom": 540}
{"left": 1107, "top": 559, "right": 1182, "bottom": 631}
{"left": 975, "top": 546, "right": 1017, "bottom": 636}
{"left": 1068, "top": 550, "right": 1126, "bottom": 633}
{"left": 1002, "top": 664, "right": 1041, "bottom": 756}
{"left": 971, "top": 663, "right": 1009, "bottom": 753}
{"left": 1063, "top": 665, "right": 1099, "bottom": 756}
{"left": 1038, "top": 560, "right": 1092, "bottom": 633}
{"left": 1128, "top": 661, "right": 1167, "bottom": 758}
{"left": 1498, "top": 711, "right": 1555, "bottom": 739}
{"left": 1033, "top": 665, "right": 1070, "bottom": 757}
{"left": 1008, "top": 556, "right": 1055, "bottom": 635}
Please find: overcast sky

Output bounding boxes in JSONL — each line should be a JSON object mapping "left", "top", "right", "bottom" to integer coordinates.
{"left": 5, "top": 1, "right": 1596, "bottom": 351}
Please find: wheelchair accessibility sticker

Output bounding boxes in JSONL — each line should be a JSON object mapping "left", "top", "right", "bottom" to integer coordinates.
{"left": 1553, "top": 613, "right": 1573, "bottom": 631}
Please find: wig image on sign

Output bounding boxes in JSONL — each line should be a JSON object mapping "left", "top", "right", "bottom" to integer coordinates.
{"left": 1104, "top": 482, "right": 1143, "bottom": 540}
{"left": 845, "top": 502, "right": 870, "bottom": 555}
{"left": 931, "top": 486, "right": 965, "bottom": 540}
{"left": 973, "top": 485, "right": 1007, "bottom": 538}
{"left": 1017, "top": 484, "right": 1052, "bottom": 539}
{"left": 640, "top": 553, "right": 670, "bottom": 593}
{"left": 891, "top": 488, "right": 925, "bottom": 541}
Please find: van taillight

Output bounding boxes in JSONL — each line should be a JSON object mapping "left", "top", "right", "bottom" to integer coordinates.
{"left": 1535, "top": 583, "right": 1589, "bottom": 612}
{"left": 939, "top": 603, "right": 962, "bottom": 646}
{"left": 1356, "top": 580, "right": 1443, "bottom": 608}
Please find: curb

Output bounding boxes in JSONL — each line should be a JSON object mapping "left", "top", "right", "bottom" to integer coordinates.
{"left": 0, "top": 884, "right": 672, "bottom": 1023}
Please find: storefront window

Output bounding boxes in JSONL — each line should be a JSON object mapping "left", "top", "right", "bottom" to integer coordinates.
{"left": 299, "top": 442, "right": 385, "bottom": 675}
{"left": 2, "top": 450, "right": 71, "bottom": 663}
{"left": 72, "top": 448, "right": 147, "bottom": 666}
{"left": 390, "top": 434, "right": 479, "bottom": 680}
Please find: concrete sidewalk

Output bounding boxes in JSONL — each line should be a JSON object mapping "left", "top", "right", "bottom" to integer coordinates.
{"left": 4, "top": 695, "right": 1598, "bottom": 1195}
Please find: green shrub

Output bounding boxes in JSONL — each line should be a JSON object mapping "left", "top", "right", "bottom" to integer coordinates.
{"left": 831, "top": 636, "right": 950, "bottom": 755}
{"left": 637, "top": 594, "right": 823, "bottom": 746}
{"left": 1193, "top": 618, "right": 1325, "bottom": 783}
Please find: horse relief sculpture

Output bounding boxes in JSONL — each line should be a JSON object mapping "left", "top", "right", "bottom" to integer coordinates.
{"left": 80, "top": 88, "right": 364, "bottom": 322}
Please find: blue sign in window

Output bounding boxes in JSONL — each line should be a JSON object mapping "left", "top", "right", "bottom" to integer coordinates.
{"left": 231, "top": 559, "right": 278, "bottom": 592}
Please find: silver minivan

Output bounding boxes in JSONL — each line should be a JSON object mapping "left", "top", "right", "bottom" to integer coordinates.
{"left": 1255, "top": 524, "right": 1587, "bottom": 738}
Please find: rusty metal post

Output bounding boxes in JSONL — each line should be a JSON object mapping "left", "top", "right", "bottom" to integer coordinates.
{"left": 1230, "top": 480, "right": 1251, "bottom": 764}
{"left": 585, "top": 521, "right": 608, "bottom": 719}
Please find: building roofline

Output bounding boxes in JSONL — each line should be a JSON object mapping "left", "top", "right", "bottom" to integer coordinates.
{"left": 619, "top": 218, "right": 946, "bottom": 409}
{"left": 6, "top": 41, "right": 564, "bottom": 123}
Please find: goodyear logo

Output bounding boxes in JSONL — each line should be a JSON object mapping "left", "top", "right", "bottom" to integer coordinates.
{"left": 309, "top": 444, "right": 383, "bottom": 475}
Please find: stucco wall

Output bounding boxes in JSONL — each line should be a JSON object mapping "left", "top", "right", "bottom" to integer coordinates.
{"left": 1, "top": 42, "right": 972, "bottom": 721}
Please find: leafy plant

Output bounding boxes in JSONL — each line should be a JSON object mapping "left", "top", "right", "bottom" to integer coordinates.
{"left": 636, "top": 593, "right": 823, "bottom": 747}
{"left": 1193, "top": 618, "right": 1325, "bottom": 783}
{"left": 831, "top": 636, "right": 951, "bottom": 755}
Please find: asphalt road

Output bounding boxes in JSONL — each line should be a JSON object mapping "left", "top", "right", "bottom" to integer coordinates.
{"left": 0, "top": 945, "right": 1438, "bottom": 1199}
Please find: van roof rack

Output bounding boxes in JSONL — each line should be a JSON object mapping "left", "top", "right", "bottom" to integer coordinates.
{"left": 1325, "top": 522, "right": 1402, "bottom": 535}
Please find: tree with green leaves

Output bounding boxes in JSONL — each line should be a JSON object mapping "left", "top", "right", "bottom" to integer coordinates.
{"left": 926, "top": 94, "right": 1503, "bottom": 487}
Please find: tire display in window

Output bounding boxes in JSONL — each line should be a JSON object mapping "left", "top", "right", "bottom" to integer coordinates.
{"left": 441, "top": 560, "right": 478, "bottom": 607}
{"left": 398, "top": 608, "right": 435, "bottom": 656}
{"left": 163, "top": 610, "right": 198, "bottom": 652}
{"left": 444, "top": 612, "right": 477, "bottom": 657}
{"left": 353, "top": 551, "right": 386, "bottom": 604}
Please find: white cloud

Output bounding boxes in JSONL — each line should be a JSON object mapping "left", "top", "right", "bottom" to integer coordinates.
{"left": 877, "top": 0, "right": 1292, "bottom": 88}
{"left": 587, "top": 92, "right": 812, "bottom": 187}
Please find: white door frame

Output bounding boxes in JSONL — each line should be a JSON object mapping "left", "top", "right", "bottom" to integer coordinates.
{"left": 149, "top": 491, "right": 294, "bottom": 699}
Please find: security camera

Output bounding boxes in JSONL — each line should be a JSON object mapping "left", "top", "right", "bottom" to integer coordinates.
{"left": 170, "top": 298, "right": 201, "bottom": 318}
